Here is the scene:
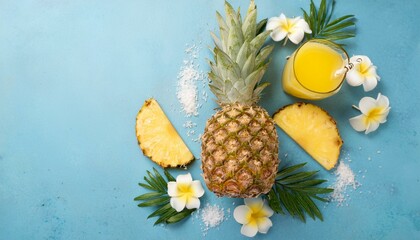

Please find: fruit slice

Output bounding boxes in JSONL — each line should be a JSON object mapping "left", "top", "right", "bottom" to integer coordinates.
{"left": 136, "top": 98, "right": 194, "bottom": 167}
{"left": 273, "top": 102, "right": 343, "bottom": 170}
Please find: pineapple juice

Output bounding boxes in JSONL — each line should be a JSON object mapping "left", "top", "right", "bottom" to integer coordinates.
{"left": 282, "top": 39, "right": 348, "bottom": 100}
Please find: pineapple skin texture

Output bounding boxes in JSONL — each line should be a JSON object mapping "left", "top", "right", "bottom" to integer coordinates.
{"left": 201, "top": 103, "right": 279, "bottom": 198}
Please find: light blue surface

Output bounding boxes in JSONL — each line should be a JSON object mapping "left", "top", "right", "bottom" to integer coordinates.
{"left": 1, "top": 0, "right": 419, "bottom": 239}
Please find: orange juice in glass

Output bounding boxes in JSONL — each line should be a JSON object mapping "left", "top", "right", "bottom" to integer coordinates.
{"left": 282, "top": 39, "right": 349, "bottom": 100}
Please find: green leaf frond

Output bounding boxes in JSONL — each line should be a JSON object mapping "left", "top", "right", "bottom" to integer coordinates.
{"left": 302, "top": 0, "right": 356, "bottom": 45}
{"left": 209, "top": 0, "right": 273, "bottom": 105}
{"left": 134, "top": 168, "right": 195, "bottom": 225}
{"left": 265, "top": 162, "right": 334, "bottom": 222}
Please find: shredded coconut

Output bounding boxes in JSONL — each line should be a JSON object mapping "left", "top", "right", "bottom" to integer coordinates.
{"left": 177, "top": 61, "right": 200, "bottom": 116}
{"left": 201, "top": 204, "right": 225, "bottom": 229}
{"left": 176, "top": 43, "right": 209, "bottom": 143}
{"left": 176, "top": 44, "right": 207, "bottom": 116}
{"left": 183, "top": 121, "right": 197, "bottom": 129}
{"left": 194, "top": 203, "right": 228, "bottom": 236}
{"left": 192, "top": 134, "right": 202, "bottom": 143}
{"left": 330, "top": 162, "right": 359, "bottom": 206}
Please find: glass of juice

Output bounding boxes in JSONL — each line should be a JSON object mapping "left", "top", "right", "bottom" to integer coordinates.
{"left": 282, "top": 39, "right": 349, "bottom": 100}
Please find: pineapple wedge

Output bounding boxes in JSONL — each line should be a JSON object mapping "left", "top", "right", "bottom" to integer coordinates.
{"left": 273, "top": 103, "right": 343, "bottom": 170}
{"left": 135, "top": 98, "right": 194, "bottom": 167}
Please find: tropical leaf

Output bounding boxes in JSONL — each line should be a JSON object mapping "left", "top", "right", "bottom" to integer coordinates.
{"left": 265, "top": 162, "right": 333, "bottom": 222}
{"left": 134, "top": 168, "right": 196, "bottom": 225}
{"left": 302, "top": 0, "right": 356, "bottom": 44}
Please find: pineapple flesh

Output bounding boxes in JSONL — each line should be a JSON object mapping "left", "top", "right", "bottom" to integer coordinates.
{"left": 273, "top": 103, "right": 343, "bottom": 170}
{"left": 201, "top": 1, "right": 279, "bottom": 198}
{"left": 136, "top": 98, "right": 194, "bottom": 167}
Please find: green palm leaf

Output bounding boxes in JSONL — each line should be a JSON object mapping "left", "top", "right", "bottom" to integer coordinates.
{"left": 302, "top": 0, "right": 356, "bottom": 45}
{"left": 134, "top": 168, "right": 196, "bottom": 225}
{"left": 265, "top": 162, "right": 333, "bottom": 222}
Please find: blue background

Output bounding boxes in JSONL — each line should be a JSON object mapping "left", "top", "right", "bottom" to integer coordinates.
{"left": 1, "top": 0, "right": 419, "bottom": 239}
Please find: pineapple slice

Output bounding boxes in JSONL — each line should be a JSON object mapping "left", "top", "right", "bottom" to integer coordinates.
{"left": 273, "top": 103, "right": 343, "bottom": 170}
{"left": 135, "top": 98, "right": 194, "bottom": 167}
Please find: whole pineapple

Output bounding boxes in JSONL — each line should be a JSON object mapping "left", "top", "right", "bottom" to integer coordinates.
{"left": 201, "top": 1, "right": 279, "bottom": 198}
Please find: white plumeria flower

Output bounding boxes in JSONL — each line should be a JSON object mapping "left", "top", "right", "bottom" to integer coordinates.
{"left": 346, "top": 55, "right": 380, "bottom": 91}
{"left": 349, "top": 93, "right": 391, "bottom": 134}
{"left": 233, "top": 197, "right": 274, "bottom": 237}
{"left": 167, "top": 173, "right": 205, "bottom": 212}
{"left": 266, "top": 13, "right": 312, "bottom": 45}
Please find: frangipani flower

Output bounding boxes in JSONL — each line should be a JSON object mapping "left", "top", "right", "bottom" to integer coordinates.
{"left": 233, "top": 197, "right": 274, "bottom": 237}
{"left": 346, "top": 55, "right": 380, "bottom": 92}
{"left": 167, "top": 173, "right": 205, "bottom": 212}
{"left": 266, "top": 13, "right": 312, "bottom": 45}
{"left": 349, "top": 93, "right": 391, "bottom": 134}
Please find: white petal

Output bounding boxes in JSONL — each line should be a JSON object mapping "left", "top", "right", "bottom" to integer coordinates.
{"left": 167, "top": 181, "right": 179, "bottom": 197}
{"left": 279, "top": 13, "right": 287, "bottom": 22}
{"left": 241, "top": 223, "right": 259, "bottom": 237}
{"left": 359, "top": 96, "right": 377, "bottom": 115}
{"left": 369, "top": 66, "right": 380, "bottom": 80}
{"left": 296, "top": 18, "right": 312, "bottom": 33}
{"left": 376, "top": 93, "right": 389, "bottom": 108}
{"left": 191, "top": 180, "right": 205, "bottom": 197}
{"left": 378, "top": 107, "right": 391, "bottom": 123}
{"left": 374, "top": 110, "right": 389, "bottom": 124}
{"left": 257, "top": 217, "right": 273, "bottom": 234}
{"left": 234, "top": 205, "right": 251, "bottom": 224}
{"left": 349, "top": 55, "right": 359, "bottom": 63}
{"left": 351, "top": 55, "right": 372, "bottom": 66}
{"left": 349, "top": 115, "right": 367, "bottom": 132}
{"left": 261, "top": 202, "right": 274, "bottom": 217}
{"left": 293, "top": 16, "right": 302, "bottom": 22}
{"left": 362, "top": 76, "right": 378, "bottom": 92}
{"left": 361, "top": 56, "right": 373, "bottom": 66}
{"left": 244, "top": 197, "right": 264, "bottom": 212}
{"left": 170, "top": 196, "right": 186, "bottom": 212}
{"left": 185, "top": 197, "right": 200, "bottom": 210}
{"left": 270, "top": 29, "right": 287, "bottom": 42}
{"left": 365, "top": 121, "right": 380, "bottom": 134}
{"left": 176, "top": 173, "right": 192, "bottom": 185}
{"left": 266, "top": 17, "right": 281, "bottom": 31}
{"left": 288, "top": 29, "right": 305, "bottom": 44}
{"left": 288, "top": 16, "right": 300, "bottom": 26}
{"left": 346, "top": 69, "right": 364, "bottom": 86}
{"left": 371, "top": 106, "right": 390, "bottom": 124}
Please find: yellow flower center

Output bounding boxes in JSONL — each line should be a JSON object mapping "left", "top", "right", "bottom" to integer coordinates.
{"left": 177, "top": 183, "right": 194, "bottom": 198}
{"left": 365, "top": 107, "right": 385, "bottom": 124}
{"left": 251, "top": 211, "right": 265, "bottom": 219}
{"left": 358, "top": 62, "right": 374, "bottom": 78}
{"left": 245, "top": 204, "right": 268, "bottom": 226}
{"left": 282, "top": 18, "right": 296, "bottom": 33}
{"left": 247, "top": 218, "right": 257, "bottom": 227}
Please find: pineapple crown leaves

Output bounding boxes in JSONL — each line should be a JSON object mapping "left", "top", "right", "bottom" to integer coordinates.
{"left": 208, "top": 0, "right": 274, "bottom": 106}
{"left": 302, "top": 0, "right": 356, "bottom": 45}
{"left": 265, "top": 162, "right": 334, "bottom": 222}
{"left": 134, "top": 168, "right": 195, "bottom": 225}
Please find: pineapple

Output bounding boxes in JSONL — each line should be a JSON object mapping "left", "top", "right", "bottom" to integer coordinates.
{"left": 136, "top": 98, "right": 194, "bottom": 167}
{"left": 201, "top": 1, "right": 279, "bottom": 198}
{"left": 273, "top": 103, "right": 343, "bottom": 170}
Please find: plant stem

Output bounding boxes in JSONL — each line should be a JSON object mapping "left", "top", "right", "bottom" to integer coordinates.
{"left": 352, "top": 105, "right": 360, "bottom": 111}
{"left": 283, "top": 37, "right": 288, "bottom": 46}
